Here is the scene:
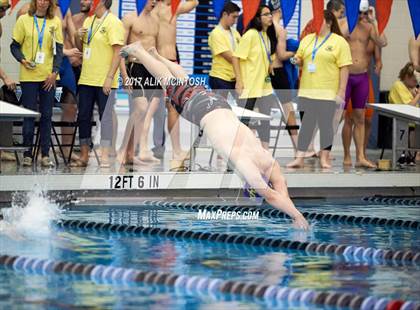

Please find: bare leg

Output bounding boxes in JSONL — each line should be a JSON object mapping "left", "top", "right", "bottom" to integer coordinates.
{"left": 342, "top": 111, "right": 353, "bottom": 166}
{"left": 319, "top": 150, "right": 332, "bottom": 169}
{"left": 139, "top": 97, "right": 161, "bottom": 162}
{"left": 286, "top": 151, "right": 305, "bottom": 168}
{"left": 166, "top": 102, "right": 189, "bottom": 160}
{"left": 111, "top": 108, "right": 118, "bottom": 156}
{"left": 352, "top": 109, "right": 376, "bottom": 168}
{"left": 363, "top": 116, "right": 372, "bottom": 160}
{"left": 117, "top": 97, "right": 147, "bottom": 164}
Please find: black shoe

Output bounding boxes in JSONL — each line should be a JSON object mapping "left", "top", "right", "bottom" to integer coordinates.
{"left": 397, "top": 154, "right": 407, "bottom": 165}
{"left": 406, "top": 156, "right": 416, "bottom": 166}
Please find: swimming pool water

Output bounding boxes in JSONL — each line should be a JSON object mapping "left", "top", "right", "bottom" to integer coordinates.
{"left": 0, "top": 202, "right": 419, "bottom": 309}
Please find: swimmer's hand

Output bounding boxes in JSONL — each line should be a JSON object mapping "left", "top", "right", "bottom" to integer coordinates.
{"left": 367, "top": 6, "right": 376, "bottom": 23}
{"left": 292, "top": 215, "right": 309, "bottom": 230}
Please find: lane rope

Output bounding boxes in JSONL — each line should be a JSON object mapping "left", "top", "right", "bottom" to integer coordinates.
{"left": 55, "top": 220, "right": 420, "bottom": 267}
{"left": 1, "top": 254, "right": 418, "bottom": 310}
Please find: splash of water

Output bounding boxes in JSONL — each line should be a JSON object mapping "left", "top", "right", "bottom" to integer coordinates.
{"left": 0, "top": 186, "right": 62, "bottom": 238}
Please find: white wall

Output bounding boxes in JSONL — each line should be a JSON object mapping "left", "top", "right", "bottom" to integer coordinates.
{"left": 380, "top": 0, "right": 413, "bottom": 90}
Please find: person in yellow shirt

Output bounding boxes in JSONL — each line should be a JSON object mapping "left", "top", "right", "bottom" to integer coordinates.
{"left": 10, "top": 0, "right": 63, "bottom": 167}
{"left": 208, "top": 1, "right": 240, "bottom": 99}
{"left": 232, "top": 5, "right": 277, "bottom": 150}
{"left": 73, "top": 0, "right": 124, "bottom": 167}
{"left": 389, "top": 63, "right": 420, "bottom": 106}
{"left": 388, "top": 62, "right": 420, "bottom": 164}
{"left": 287, "top": 10, "right": 352, "bottom": 169}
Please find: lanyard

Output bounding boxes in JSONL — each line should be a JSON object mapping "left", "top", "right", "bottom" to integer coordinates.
{"left": 88, "top": 11, "right": 109, "bottom": 45}
{"left": 34, "top": 16, "right": 47, "bottom": 50}
{"left": 311, "top": 32, "right": 332, "bottom": 62}
{"left": 259, "top": 31, "right": 272, "bottom": 65}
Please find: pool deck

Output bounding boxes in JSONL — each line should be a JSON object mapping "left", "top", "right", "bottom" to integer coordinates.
{"left": 0, "top": 147, "right": 419, "bottom": 203}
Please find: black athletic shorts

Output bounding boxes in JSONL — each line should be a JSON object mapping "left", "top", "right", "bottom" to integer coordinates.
{"left": 182, "top": 91, "right": 231, "bottom": 126}
{"left": 270, "top": 67, "right": 293, "bottom": 103}
{"left": 127, "top": 62, "right": 162, "bottom": 100}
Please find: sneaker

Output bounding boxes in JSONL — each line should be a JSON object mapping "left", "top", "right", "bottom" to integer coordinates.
{"left": 397, "top": 154, "right": 407, "bottom": 166}
{"left": 41, "top": 156, "right": 55, "bottom": 168}
{"left": 22, "top": 157, "right": 32, "bottom": 166}
{"left": 407, "top": 156, "right": 416, "bottom": 166}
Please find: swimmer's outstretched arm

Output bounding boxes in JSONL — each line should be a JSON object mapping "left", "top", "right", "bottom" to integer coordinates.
{"left": 148, "top": 47, "right": 189, "bottom": 81}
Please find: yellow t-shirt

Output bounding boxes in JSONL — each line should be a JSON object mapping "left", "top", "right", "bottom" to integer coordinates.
{"left": 389, "top": 80, "right": 418, "bottom": 127}
{"left": 233, "top": 29, "right": 273, "bottom": 99}
{"left": 208, "top": 25, "right": 241, "bottom": 82}
{"left": 297, "top": 33, "right": 352, "bottom": 101}
{"left": 388, "top": 80, "right": 414, "bottom": 104}
{"left": 13, "top": 14, "right": 63, "bottom": 82}
{"left": 78, "top": 12, "right": 124, "bottom": 88}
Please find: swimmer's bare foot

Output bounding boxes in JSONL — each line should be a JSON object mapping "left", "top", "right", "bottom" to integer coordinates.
{"left": 120, "top": 41, "right": 144, "bottom": 58}
{"left": 319, "top": 151, "right": 332, "bottom": 169}
{"left": 320, "top": 160, "right": 332, "bottom": 169}
{"left": 287, "top": 157, "right": 304, "bottom": 168}
{"left": 343, "top": 155, "right": 352, "bottom": 166}
{"left": 173, "top": 150, "right": 190, "bottom": 161}
{"left": 62, "top": 151, "right": 80, "bottom": 162}
{"left": 304, "top": 151, "right": 317, "bottom": 158}
{"left": 99, "top": 147, "right": 111, "bottom": 168}
{"left": 139, "top": 150, "right": 161, "bottom": 163}
{"left": 355, "top": 158, "right": 377, "bottom": 169}
{"left": 117, "top": 150, "right": 133, "bottom": 165}
{"left": 133, "top": 156, "right": 147, "bottom": 166}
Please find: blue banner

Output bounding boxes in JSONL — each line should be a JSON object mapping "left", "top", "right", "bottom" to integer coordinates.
{"left": 58, "top": 0, "right": 71, "bottom": 16}
{"left": 212, "top": 0, "right": 225, "bottom": 19}
{"left": 345, "top": 0, "right": 361, "bottom": 33}
{"left": 136, "top": 0, "right": 147, "bottom": 15}
{"left": 408, "top": 0, "right": 420, "bottom": 37}
{"left": 281, "top": 0, "right": 297, "bottom": 28}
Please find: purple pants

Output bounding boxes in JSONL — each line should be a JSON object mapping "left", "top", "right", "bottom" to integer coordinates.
{"left": 344, "top": 72, "right": 369, "bottom": 110}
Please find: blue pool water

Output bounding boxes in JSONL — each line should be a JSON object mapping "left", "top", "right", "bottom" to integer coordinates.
{"left": 0, "top": 201, "right": 419, "bottom": 309}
